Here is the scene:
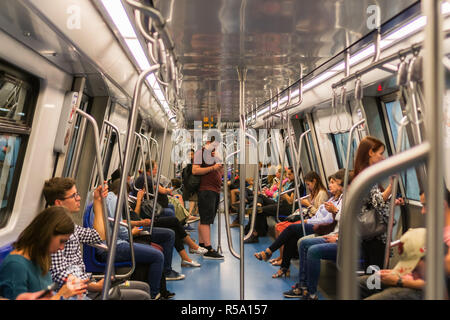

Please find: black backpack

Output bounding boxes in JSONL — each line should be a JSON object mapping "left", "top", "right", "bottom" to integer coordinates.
{"left": 183, "top": 164, "right": 201, "bottom": 195}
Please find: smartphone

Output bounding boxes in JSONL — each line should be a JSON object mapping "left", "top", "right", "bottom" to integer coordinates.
{"left": 37, "top": 282, "right": 58, "bottom": 299}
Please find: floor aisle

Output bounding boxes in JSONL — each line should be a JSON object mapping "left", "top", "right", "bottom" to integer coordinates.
{"left": 166, "top": 213, "right": 325, "bottom": 300}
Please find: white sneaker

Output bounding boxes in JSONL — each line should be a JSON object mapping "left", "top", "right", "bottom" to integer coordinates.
{"left": 189, "top": 246, "right": 208, "bottom": 255}
{"left": 181, "top": 259, "right": 201, "bottom": 267}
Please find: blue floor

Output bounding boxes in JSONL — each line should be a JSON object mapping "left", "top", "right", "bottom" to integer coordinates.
{"left": 166, "top": 213, "right": 325, "bottom": 300}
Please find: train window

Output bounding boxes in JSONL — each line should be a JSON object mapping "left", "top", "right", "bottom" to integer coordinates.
{"left": 0, "top": 134, "right": 22, "bottom": 226}
{"left": 0, "top": 61, "right": 38, "bottom": 228}
{"left": 385, "top": 100, "right": 421, "bottom": 201}
{"left": 363, "top": 97, "right": 391, "bottom": 155}
{"left": 102, "top": 131, "right": 117, "bottom": 179}
{"left": 0, "top": 76, "right": 33, "bottom": 125}
{"left": 330, "top": 132, "right": 357, "bottom": 170}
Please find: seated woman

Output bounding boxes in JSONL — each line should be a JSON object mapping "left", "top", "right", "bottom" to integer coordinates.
{"left": 270, "top": 171, "right": 329, "bottom": 266}
{"left": 132, "top": 160, "right": 176, "bottom": 218}
{"left": 245, "top": 167, "right": 301, "bottom": 243}
{"left": 254, "top": 169, "right": 344, "bottom": 278}
{"left": 170, "top": 178, "right": 184, "bottom": 206}
{"left": 0, "top": 207, "right": 87, "bottom": 300}
{"left": 284, "top": 136, "right": 401, "bottom": 299}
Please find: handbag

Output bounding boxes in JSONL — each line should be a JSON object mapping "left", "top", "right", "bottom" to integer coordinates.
{"left": 285, "top": 207, "right": 310, "bottom": 223}
{"left": 140, "top": 199, "right": 163, "bottom": 220}
{"left": 358, "top": 208, "right": 386, "bottom": 240}
{"left": 313, "top": 221, "right": 337, "bottom": 236}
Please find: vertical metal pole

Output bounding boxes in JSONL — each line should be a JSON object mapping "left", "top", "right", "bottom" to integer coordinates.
{"left": 102, "top": 65, "right": 160, "bottom": 300}
{"left": 276, "top": 136, "right": 288, "bottom": 222}
{"left": 223, "top": 151, "right": 241, "bottom": 259}
{"left": 423, "top": 0, "right": 445, "bottom": 300}
{"left": 149, "top": 117, "right": 174, "bottom": 236}
{"left": 237, "top": 66, "right": 247, "bottom": 300}
{"left": 70, "top": 117, "right": 87, "bottom": 177}
{"left": 75, "top": 109, "right": 111, "bottom": 248}
{"left": 383, "top": 116, "right": 408, "bottom": 269}
{"left": 243, "top": 132, "right": 259, "bottom": 240}
{"left": 134, "top": 133, "right": 150, "bottom": 201}
{"left": 337, "top": 118, "right": 365, "bottom": 270}
{"left": 287, "top": 116, "right": 306, "bottom": 236}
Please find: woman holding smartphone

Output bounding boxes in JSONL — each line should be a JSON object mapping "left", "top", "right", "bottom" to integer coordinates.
{"left": 0, "top": 207, "right": 87, "bottom": 300}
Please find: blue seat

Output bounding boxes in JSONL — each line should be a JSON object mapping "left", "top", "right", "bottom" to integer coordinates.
{"left": 0, "top": 243, "right": 13, "bottom": 265}
{"left": 82, "top": 203, "right": 131, "bottom": 273}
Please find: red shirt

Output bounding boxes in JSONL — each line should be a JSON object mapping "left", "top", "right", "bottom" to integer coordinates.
{"left": 194, "top": 149, "right": 222, "bottom": 193}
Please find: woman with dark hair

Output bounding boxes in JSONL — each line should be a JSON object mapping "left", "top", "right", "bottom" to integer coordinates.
{"left": 270, "top": 171, "right": 329, "bottom": 266}
{"left": 254, "top": 170, "right": 345, "bottom": 278}
{"left": 283, "top": 136, "right": 401, "bottom": 300}
{"left": 245, "top": 167, "right": 304, "bottom": 243}
{"left": 352, "top": 136, "right": 397, "bottom": 269}
{"left": 0, "top": 207, "right": 87, "bottom": 300}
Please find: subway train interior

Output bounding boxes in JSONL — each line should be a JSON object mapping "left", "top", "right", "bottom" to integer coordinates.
{"left": 0, "top": 0, "right": 449, "bottom": 302}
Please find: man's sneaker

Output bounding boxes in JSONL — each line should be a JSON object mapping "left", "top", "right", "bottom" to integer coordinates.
{"left": 181, "top": 259, "right": 201, "bottom": 267}
{"left": 283, "top": 287, "right": 303, "bottom": 298}
{"left": 150, "top": 292, "right": 161, "bottom": 300}
{"left": 203, "top": 249, "right": 224, "bottom": 260}
{"left": 160, "top": 290, "right": 175, "bottom": 300}
{"left": 165, "top": 270, "right": 186, "bottom": 281}
{"left": 189, "top": 246, "right": 208, "bottom": 254}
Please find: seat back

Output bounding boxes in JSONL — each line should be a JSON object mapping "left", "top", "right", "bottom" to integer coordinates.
{"left": 82, "top": 203, "right": 131, "bottom": 273}
{"left": 0, "top": 243, "right": 13, "bottom": 265}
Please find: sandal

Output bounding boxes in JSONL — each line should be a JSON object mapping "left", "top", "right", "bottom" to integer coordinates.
{"left": 272, "top": 268, "right": 290, "bottom": 278}
{"left": 254, "top": 249, "right": 272, "bottom": 261}
{"left": 271, "top": 260, "right": 282, "bottom": 266}
{"left": 269, "top": 257, "right": 282, "bottom": 266}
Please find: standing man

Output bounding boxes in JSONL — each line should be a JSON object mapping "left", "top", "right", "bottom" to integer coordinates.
{"left": 192, "top": 138, "right": 224, "bottom": 259}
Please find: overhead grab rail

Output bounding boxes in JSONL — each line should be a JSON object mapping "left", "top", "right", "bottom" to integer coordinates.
{"left": 332, "top": 43, "right": 423, "bottom": 90}
{"left": 261, "top": 67, "right": 304, "bottom": 121}
{"left": 126, "top": 0, "right": 181, "bottom": 114}
{"left": 102, "top": 64, "right": 160, "bottom": 300}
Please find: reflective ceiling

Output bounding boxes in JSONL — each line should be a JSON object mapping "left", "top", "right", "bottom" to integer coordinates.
{"left": 153, "top": 0, "right": 417, "bottom": 127}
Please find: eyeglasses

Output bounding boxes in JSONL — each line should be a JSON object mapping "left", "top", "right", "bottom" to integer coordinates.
{"left": 62, "top": 192, "right": 80, "bottom": 200}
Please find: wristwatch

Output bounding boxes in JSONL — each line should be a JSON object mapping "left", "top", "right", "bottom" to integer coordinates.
{"left": 396, "top": 276, "right": 403, "bottom": 287}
